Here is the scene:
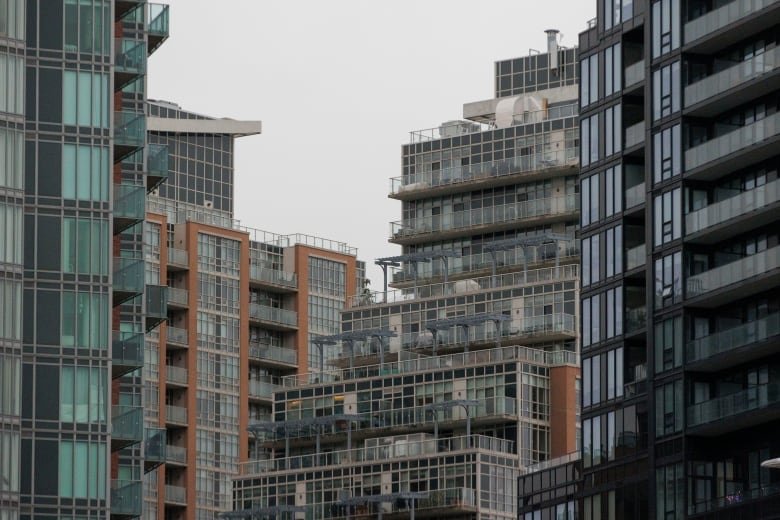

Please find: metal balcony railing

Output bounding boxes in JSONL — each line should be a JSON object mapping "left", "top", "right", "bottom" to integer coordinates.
{"left": 685, "top": 112, "right": 780, "bottom": 171}
{"left": 684, "top": 0, "right": 780, "bottom": 44}
{"left": 687, "top": 313, "right": 780, "bottom": 364}
{"left": 249, "top": 304, "right": 298, "bottom": 328}
{"left": 687, "top": 246, "right": 780, "bottom": 298}
{"left": 686, "top": 179, "right": 779, "bottom": 235}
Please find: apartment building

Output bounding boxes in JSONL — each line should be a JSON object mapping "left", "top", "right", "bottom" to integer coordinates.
{"left": 229, "top": 34, "right": 582, "bottom": 519}
{"left": 578, "top": 0, "right": 780, "bottom": 518}
{"left": 0, "top": 1, "right": 171, "bottom": 519}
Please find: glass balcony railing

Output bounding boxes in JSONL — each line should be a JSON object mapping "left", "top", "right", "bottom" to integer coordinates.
{"left": 144, "top": 428, "right": 166, "bottom": 465}
{"left": 249, "top": 265, "right": 298, "bottom": 289}
{"left": 167, "top": 247, "right": 189, "bottom": 268}
{"left": 111, "top": 480, "right": 143, "bottom": 517}
{"left": 114, "top": 183, "right": 146, "bottom": 223}
{"left": 167, "top": 287, "right": 188, "bottom": 307}
{"left": 165, "top": 484, "right": 187, "bottom": 505}
{"left": 114, "top": 111, "right": 146, "bottom": 149}
{"left": 686, "top": 47, "right": 780, "bottom": 107}
{"left": 390, "top": 147, "right": 579, "bottom": 196}
{"left": 166, "top": 326, "right": 189, "bottom": 346}
{"left": 624, "top": 121, "right": 645, "bottom": 148}
{"left": 685, "top": 112, "right": 780, "bottom": 171}
{"left": 688, "top": 383, "right": 780, "bottom": 427}
{"left": 390, "top": 195, "right": 578, "bottom": 240}
{"left": 113, "top": 256, "right": 144, "bottom": 297}
{"left": 146, "top": 143, "right": 169, "bottom": 190}
{"left": 249, "top": 304, "right": 298, "bottom": 328}
{"left": 687, "top": 313, "right": 780, "bottom": 364}
{"left": 166, "top": 366, "right": 188, "bottom": 385}
{"left": 249, "top": 343, "right": 298, "bottom": 366}
{"left": 686, "top": 178, "right": 779, "bottom": 235}
{"left": 112, "top": 330, "right": 144, "bottom": 377}
{"left": 687, "top": 246, "right": 780, "bottom": 298}
{"left": 112, "top": 405, "right": 143, "bottom": 444}
{"left": 148, "top": 4, "right": 170, "bottom": 39}
{"left": 114, "top": 38, "right": 146, "bottom": 77}
{"left": 626, "top": 307, "right": 647, "bottom": 333}
{"left": 167, "top": 444, "right": 187, "bottom": 464}
{"left": 624, "top": 61, "right": 645, "bottom": 87}
{"left": 165, "top": 404, "right": 187, "bottom": 425}
{"left": 685, "top": 0, "right": 779, "bottom": 45}
{"left": 517, "top": 313, "right": 576, "bottom": 336}
{"left": 249, "top": 378, "right": 283, "bottom": 400}
{"left": 146, "top": 285, "right": 168, "bottom": 321}
{"left": 625, "top": 182, "right": 646, "bottom": 208}
{"left": 626, "top": 244, "right": 646, "bottom": 270}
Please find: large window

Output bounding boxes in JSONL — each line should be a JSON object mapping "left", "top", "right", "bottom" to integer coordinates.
{"left": 62, "top": 144, "right": 110, "bottom": 201}
{"left": 0, "top": 128, "right": 23, "bottom": 189}
{"left": 0, "top": 280, "right": 21, "bottom": 341}
{"left": 0, "top": 0, "right": 25, "bottom": 40}
{"left": 655, "top": 379, "right": 683, "bottom": 437}
{"left": 603, "top": 0, "right": 634, "bottom": 30}
{"left": 0, "top": 354, "right": 20, "bottom": 415}
{"left": 656, "top": 463, "right": 684, "bottom": 520}
{"left": 605, "top": 43, "right": 622, "bottom": 96}
{"left": 581, "top": 54, "right": 599, "bottom": 108}
{"left": 605, "top": 104, "right": 622, "bottom": 157}
{"left": 62, "top": 218, "right": 109, "bottom": 275}
{"left": 60, "top": 366, "right": 106, "bottom": 423}
{"left": 0, "top": 51, "right": 23, "bottom": 115}
{"left": 653, "top": 61, "right": 680, "bottom": 120}
{"left": 63, "top": 71, "right": 110, "bottom": 128}
{"left": 0, "top": 430, "right": 19, "bottom": 494}
{"left": 583, "top": 347, "right": 624, "bottom": 409}
{"left": 653, "top": 124, "right": 681, "bottom": 184}
{"left": 61, "top": 291, "right": 109, "bottom": 349}
{"left": 581, "top": 173, "right": 600, "bottom": 227}
{"left": 59, "top": 440, "right": 106, "bottom": 499}
{"left": 582, "top": 233, "right": 600, "bottom": 287}
{"left": 654, "top": 316, "right": 682, "bottom": 373}
{"left": 652, "top": 0, "right": 680, "bottom": 58}
{"left": 654, "top": 251, "right": 682, "bottom": 309}
{"left": 64, "top": 0, "right": 110, "bottom": 55}
{"left": 653, "top": 188, "right": 681, "bottom": 246}
{"left": 0, "top": 203, "right": 21, "bottom": 265}
{"left": 581, "top": 115, "right": 600, "bottom": 168}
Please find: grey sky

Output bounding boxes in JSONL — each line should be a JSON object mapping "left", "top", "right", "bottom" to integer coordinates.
{"left": 148, "top": 0, "right": 595, "bottom": 286}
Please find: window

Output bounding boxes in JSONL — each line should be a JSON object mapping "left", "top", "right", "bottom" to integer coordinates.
{"left": 59, "top": 440, "right": 106, "bottom": 499}
{"left": 654, "top": 316, "right": 682, "bottom": 373}
{"left": 652, "top": 0, "right": 680, "bottom": 58}
{"left": 0, "top": 127, "right": 23, "bottom": 189}
{"left": 583, "top": 347, "right": 624, "bottom": 411}
{"left": 653, "top": 61, "right": 680, "bottom": 120}
{"left": 605, "top": 286, "right": 624, "bottom": 339}
{"left": 605, "top": 104, "right": 622, "bottom": 157}
{"left": 655, "top": 379, "right": 683, "bottom": 437}
{"left": 0, "top": 354, "right": 20, "bottom": 415}
{"left": 64, "top": 0, "right": 110, "bottom": 55}
{"left": 653, "top": 188, "right": 681, "bottom": 246}
{"left": 582, "top": 293, "right": 602, "bottom": 347}
{"left": 0, "top": 51, "right": 23, "bottom": 115}
{"left": 656, "top": 463, "right": 684, "bottom": 520}
{"left": 0, "top": 0, "right": 25, "bottom": 40}
{"left": 60, "top": 366, "right": 106, "bottom": 423}
{"left": 61, "top": 144, "right": 110, "bottom": 201}
{"left": 581, "top": 54, "right": 599, "bottom": 107}
{"left": 61, "top": 291, "right": 109, "bottom": 349}
{"left": 603, "top": 0, "right": 634, "bottom": 29}
{"left": 653, "top": 125, "right": 681, "bottom": 184}
{"left": 0, "top": 203, "right": 21, "bottom": 265}
{"left": 605, "top": 43, "right": 622, "bottom": 96}
{"left": 62, "top": 218, "right": 109, "bottom": 275}
{"left": 62, "top": 71, "right": 109, "bottom": 128}
{"left": 581, "top": 173, "right": 600, "bottom": 226}
{"left": 0, "top": 430, "right": 19, "bottom": 494}
{"left": 654, "top": 251, "right": 682, "bottom": 309}
{"left": 581, "top": 115, "right": 600, "bottom": 167}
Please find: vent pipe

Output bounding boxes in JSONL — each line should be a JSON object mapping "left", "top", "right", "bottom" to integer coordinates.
{"left": 546, "top": 29, "right": 560, "bottom": 70}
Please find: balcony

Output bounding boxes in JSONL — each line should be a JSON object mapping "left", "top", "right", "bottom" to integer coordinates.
{"left": 249, "top": 265, "right": 298, "bottom": 291}
{"left": 165, "top": 404, "right": 188, "bottom": 427}
{"left": 248, "top": 378, "right": 283, "bottom": 402}
{"left": 113, "top": 256, "right": 144, "bottom": 305}
{"left": 685, "top": 47, "right": 780, "bottom": 117}
{"left": 114, "top": 38, "right": 146, "bottom": 89}
{"left": 146, "top": 143, "right": 169, "bottom": 192}
{"left": 167, "top": 287, "right": 188, "bottom": 309}
{"left": 685, "top": 112, "right": 780, "bottom": 180}
{"left": 687, "top": 383, "right": 780, "bottom": 436}
{"left": 624, "top": 121, "right": 645, "bottom": 149}
{"left": 515, "top": 313, "right": 577, "bottom": 343}
{"left": 144, "top": 428, "right": 166, "bottom": 473}
{"left": 147, "top": 4, "right": 170, "bottom": 54}
{"left": 686, "top": 246, "right": 780, "bottom": 307}
{"left": 685, "top": 179, "right": 780, "bottom": 244}
{"left": 249, "top": 342, "right": 298, "bottom": 368}
{"left": 389, "top": 195, "right": 579, "bottom": 245}
{"left": 167, "top": 247, "right": 189, "bottom": 271}
{"left": 248, "top": 304, "right": 298, "bottom": 330}
{"left": 686, "top": 313, "right": 780, "bottom": 372}
{"left": 114, "top": 111, "right": 146, "bottom": 160}
{"left": 626, "top": 307, "right": 647, "bottom": 334}
{"left": 166, "top": 444, "right": 187, "bottom": 466}
{"left": 684, "top": 0, "right": 780, "bottom": 53}
{"left": 389, "top": 147, "right": 579, "bottom": 200}
{"left": 166, "top": 366, "right": 188, "bottom": 387}
{"left": 145, "top": 285, "right": 168, "bottom": 332}
{"left": 112, "top": 331, "right": 144, "bottom": 378}
{"left": 164, "top": 484, "right": 187, "bottom": 506}
{"left": 110, "top": 480, "right": 142, "bottom": 518}
{"left": 114, "top": 183, "right": 146, "bottom": 234}
{"left": 624, "top": 61, "right": 645, "bottom": 89}
{"left": 111, "top": 405, "right": 143, "bottom": 451}
{"left": 166, "top": 326, "right": 189, "bottom": 348}
{"left": 624, "top": 182, "right": 646, "bottom": 211}
{"left": 626, "top": 244, "right": 646, "bottom": 271}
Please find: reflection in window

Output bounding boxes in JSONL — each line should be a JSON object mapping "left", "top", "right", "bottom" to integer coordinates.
{"left": 0, "top": 52, "right": 24, "bottom": 115}
{"left": 653, "top": 125, "right": 681, "bottom": 184}
{"left": 0, "top": 128, "right": 23, "bottom": 189}
{"left": 60, "top": 366, "right": 106, "bottom": 423}
{"left": 0, "top": 0, "right": 25, "bottom": 40}
{"left": 652, "top": 0, "right": 680, "bottom": 58}
{"left": 653, "top": 61, "right": 680, "bottom": 120}
{"left": 59, "top": 440, "right": 107, "bottom": 499}
{"left": 62, "top": 218, "right": 109, "bottom": 275}
{"left": 654, "top": 251, "right": 682, "bottom": 309}
{"left": 63, "top": 71, "right": 110, "bottom": 128}
{"left": 62, "top": 144, "right": 110, "bottom": 201}
{"left": 654, "top": 188, "right": 681, "bottom": 246}
{"left": 61, "top": 291, "right": 109, "bottom": 349}
{"left": 64, "top": 0, "right": 110, "bottom": 55}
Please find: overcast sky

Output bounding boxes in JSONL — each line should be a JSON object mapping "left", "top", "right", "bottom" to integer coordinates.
{"left": 148, "top": 0, "right": 595, "bottom": 286}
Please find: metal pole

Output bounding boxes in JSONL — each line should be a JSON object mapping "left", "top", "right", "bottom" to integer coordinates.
{"left": 413, "top": 261, "right": 419, "bottom": 298}
{"left": 381, "top": 263, "right": 388, "bottom": 302}
{"left": 378, "top": 336, "right": 384, "bottom": 368}
{"left": 554, "top": 240, "right": 560, "bottom": 277}
{"left": 411, "top": 500, "right": 415, "bottom": 520}
{"left": 442, "top": 256, "right": 449, "bottom": 284}
{"left": 490, "top": 250, "right": 497, "bottom": 288}
{"left": 522, "top": 246, "right": 528, "bottom": 283}
{"left": 466, "top": 406, "right": 471, "bottom": 439}
{"left": 432, "top": 329, "right": 438, "bottom": 356}
{"left": 319, "top": 343, "right": 324, "bottom": 375}
{"left": 493, "top": 319, "right": 501, "bottom": 349}
{"left": 346, "top": 340, "right": 354, "bottom": 369}
{"left": 463, "top": 324, "right": 470, "bottom": 354}
{"left": 316, "top": 427, "right": 321, "bottom": 465}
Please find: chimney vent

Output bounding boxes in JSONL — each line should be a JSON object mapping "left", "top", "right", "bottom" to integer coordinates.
{"left": 546, "top": 29, "right": 560, "bottom": 70}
